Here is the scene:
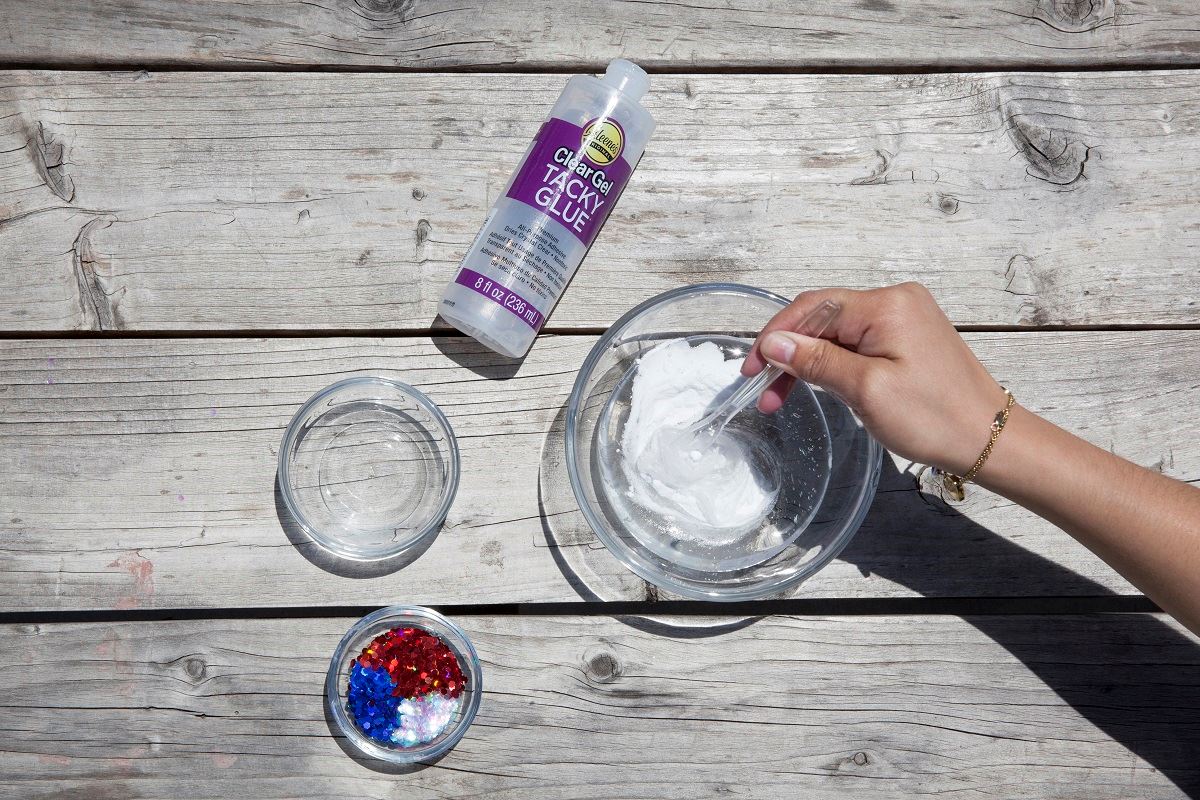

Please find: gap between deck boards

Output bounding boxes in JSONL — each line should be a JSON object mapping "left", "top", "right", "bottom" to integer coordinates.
{"left": 2, "top": 322, "right": 1199, "bottom": 340}
{"left": 4, "top": 61, "right": 1200, "bottom": 76}
{"left": 0, "top": 596, "right": 1161, "bottom": 626}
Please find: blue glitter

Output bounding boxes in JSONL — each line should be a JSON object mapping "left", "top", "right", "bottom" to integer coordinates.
{"left": 346, "top": 662, "right": 401, "bottom": 743}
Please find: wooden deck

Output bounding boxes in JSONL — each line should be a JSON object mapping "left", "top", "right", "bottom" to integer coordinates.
{"left": 1, "top": 2, "right": 1198, "bottom": 797}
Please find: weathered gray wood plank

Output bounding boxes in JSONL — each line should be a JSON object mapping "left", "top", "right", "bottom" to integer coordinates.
{"left": 2, "top": 70, "right": 1200, "bottom": 331}
{"left": 1, "top": 1, "right": 1198, "bottom": 70}
{"left": 2, "top": 330, "right": 1196, "bottom": 611}
{"left": 1, "top": 614, "right": 1197, "bottom": 798}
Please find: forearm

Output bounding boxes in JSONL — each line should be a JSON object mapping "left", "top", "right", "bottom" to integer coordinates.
{"left": 978, "top": 406, "right": 1200, "bottom": 634}
{"left": 751, "top": 284, "right": 1200, "bottom": 634}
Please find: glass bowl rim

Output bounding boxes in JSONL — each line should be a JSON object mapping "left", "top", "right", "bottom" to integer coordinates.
{"left": 324, "top": 605, "right": 483, "bottom": 764}
{"left": 277, "top": 375, "right": 461, "bottom": 562}
{"left": 564, "top": 283, "right": 884, "bottom": 601}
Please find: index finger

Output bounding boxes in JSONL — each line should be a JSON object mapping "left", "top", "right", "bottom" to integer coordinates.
{"left": 742, "top": 287, "right": 870, "bottom": 377}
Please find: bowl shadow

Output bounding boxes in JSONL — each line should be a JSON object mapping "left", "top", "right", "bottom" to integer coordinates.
{"left": 274, "top": 472, "right": 436, "bottom": 579}
{"left": 321, "top": 683, "right": 444, "bottom": 775}
{"left": 538, "top": 396, "right": 764, "bottom": 638}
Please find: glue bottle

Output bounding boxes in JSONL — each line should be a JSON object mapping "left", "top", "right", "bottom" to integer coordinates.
{"left": 439, "top": 59, "right": 655, "bottom": 358}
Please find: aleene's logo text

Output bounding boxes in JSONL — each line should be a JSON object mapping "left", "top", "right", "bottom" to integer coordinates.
{"left": 581, "top": 119, "right": 624, "bottom": 166}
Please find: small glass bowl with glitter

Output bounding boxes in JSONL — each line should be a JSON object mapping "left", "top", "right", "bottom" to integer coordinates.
{"left": 326, "top": 606, "right": 482, "bottom": 764}
{"left": 278, "top": 377, "right": 460, "bottom": 562}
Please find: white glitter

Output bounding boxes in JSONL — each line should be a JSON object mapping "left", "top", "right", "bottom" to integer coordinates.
{"left": 391, "top": 692, "right": 462, "bottom": 747}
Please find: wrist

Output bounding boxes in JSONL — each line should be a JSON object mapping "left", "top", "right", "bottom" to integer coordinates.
{"left": 939, "top": 381, "right": 1012, "bottom": 476}
{"left": 972, "top": 403, "right": 1041, "bottom": 493}
{"left": 938, "top": 387, "right": 1016, "bottom": 498}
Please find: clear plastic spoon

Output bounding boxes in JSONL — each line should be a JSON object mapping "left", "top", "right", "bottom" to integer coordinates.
{"left": 685, "top": 299, "right": 842, "bottom": 444}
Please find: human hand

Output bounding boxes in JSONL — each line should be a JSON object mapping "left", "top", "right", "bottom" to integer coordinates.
{"left": 743, "top": 283, "right": 1007, "bottom": 474}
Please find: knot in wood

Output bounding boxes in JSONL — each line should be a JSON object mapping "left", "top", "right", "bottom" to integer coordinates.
{"left": 415, "top": 218, "right": 432, "bottom": 248}
{"left": 29, "top": 122, "right": 74, "bottom": 202}
{"left": 184, "top": 657, "right": 208, "bottom": 682}
{"left": 583, "top": 649, "right": 621, "bottom": 684}
{"left": 1005, "top": 115, "right": 1094, "bottom": 188}
{"left": 1041, "top": 0, "right": 1106, "bottom": 27}
{"left": 351, "top": 0, "right": 414, "bottom": 23}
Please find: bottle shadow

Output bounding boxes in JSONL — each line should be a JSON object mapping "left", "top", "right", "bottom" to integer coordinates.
{"left": 431, "top": 328, "right": 524, "bottom": 380}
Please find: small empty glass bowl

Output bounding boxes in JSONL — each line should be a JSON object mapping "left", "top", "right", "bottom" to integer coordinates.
{"left": 326, "top": 606, "right": 482, "bottom": 764}
{"left": 278, "top": 377, "right": 459, "bottom": 561}
{"left": 566, "top": 284, "right": 883, "bottom": 601}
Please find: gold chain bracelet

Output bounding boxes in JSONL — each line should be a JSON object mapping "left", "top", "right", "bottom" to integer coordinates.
{"left": 939, "top": 388, "right": 1016, "bottom": 501}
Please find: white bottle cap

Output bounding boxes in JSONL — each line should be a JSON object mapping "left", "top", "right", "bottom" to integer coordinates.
{"left": 602, "top": 59, "right": 650, "bottom": 101}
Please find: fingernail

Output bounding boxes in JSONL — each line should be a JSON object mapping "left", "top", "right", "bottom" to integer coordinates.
{"left": 760, "top": 332, "right": 796, "bottom": 365}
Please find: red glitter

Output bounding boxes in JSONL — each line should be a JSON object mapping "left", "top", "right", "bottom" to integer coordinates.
{"left": 354, "top": 626, "right": 466, "bottom": 699}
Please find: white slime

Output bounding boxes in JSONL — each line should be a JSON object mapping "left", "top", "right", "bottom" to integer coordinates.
{"left": 621, "top": 339, "right": 778, "bottom": 543}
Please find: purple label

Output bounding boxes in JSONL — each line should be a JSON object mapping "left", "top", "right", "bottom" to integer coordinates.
{"left": 454, "top": 267, "right": 545, "bottom": 330}
{"left": 505, "top": 117, "right": 634, "bottom": 246}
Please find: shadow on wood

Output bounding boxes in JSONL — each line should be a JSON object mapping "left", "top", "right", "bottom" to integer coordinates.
{"left": 537, "top": 385, "right": 1199, "bottom": 792}
{"left": 274, "top": 473, "right": 435, "bottom": 579}
{"left": 431, "top": 332, "right": 524, "bottom": 380}
{"left": 839, "top": 457, "right": 1200, "bottom": 797}
{"left": 537, "top": 398, "right": 651, "bottom": 603}
{"left": 320, "top": 680, "right": 442, "bottom": 775}
{"left": 538, "top": 397, "right": 764, "bottom": 637}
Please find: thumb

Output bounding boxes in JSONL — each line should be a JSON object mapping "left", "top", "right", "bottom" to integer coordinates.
{"left": 758, "top": 331, "right": 873, "bottom": 404}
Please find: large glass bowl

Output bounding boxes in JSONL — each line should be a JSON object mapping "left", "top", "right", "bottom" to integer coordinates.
{"left": 565, "top": 283, "right": 883, "bottom": 601}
